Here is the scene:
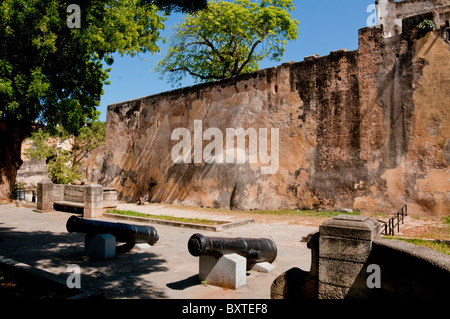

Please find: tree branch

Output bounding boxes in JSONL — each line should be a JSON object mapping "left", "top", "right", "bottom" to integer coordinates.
{"left": 236, "top": 39, "right": 261, "bottom": 75}
{"left": 200, "top": 36, "right": 226, "bottom": 62}
{"left": 169, "top": 67, "right": 224, "bottom": 80}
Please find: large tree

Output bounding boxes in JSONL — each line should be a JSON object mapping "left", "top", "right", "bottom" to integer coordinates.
{"left": 155, "top": 0, "right": 299, "bottom": 86}
{"left": 0, "top": 0, "right": 207, "bottom": 202}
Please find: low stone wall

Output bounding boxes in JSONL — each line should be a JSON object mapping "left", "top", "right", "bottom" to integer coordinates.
{"left": 368, "top": 238, "right": 450, "bottom": 298}
{"left": 271, "top": 215, "right": 450, "bottom": 299}
{"left": 53, "top": 184, "right": 64, "bottom": 202}
{"left": 103, "top": 187, "right": 118, "bottom": 209}
{"left": 62, "top": 185, "right": 85, "bottom": 204}
{"left": 37, "top": 182, "right": 118, "bottom": 218}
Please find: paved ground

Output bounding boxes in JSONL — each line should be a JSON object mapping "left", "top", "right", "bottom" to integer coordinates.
{"left": 0, "top": 204, "right": 318, "bottom": 299}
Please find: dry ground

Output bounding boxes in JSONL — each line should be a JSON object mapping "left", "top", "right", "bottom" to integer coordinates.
{"left": 162, "top": 204, "right": 450, "bottom": 241}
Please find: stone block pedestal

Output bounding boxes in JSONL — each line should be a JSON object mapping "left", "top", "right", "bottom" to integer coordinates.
{"left": 199, "top": 254, "right": 246, "bottom": 289}
{"left": 84, "top": 184, "right": 104, "bottom": 218}
{"left": 318, "top": 215, "right": 380, "bottom": 299}
{"left": 37, "top": 182, "right": 54, "bottom": 212}
{"left": 85, "top": 234, "right": 116, "bottom": 260}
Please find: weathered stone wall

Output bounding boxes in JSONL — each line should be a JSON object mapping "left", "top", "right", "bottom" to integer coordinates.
{"left": 99, "top": 11, "right": 449, "bottom": 215}
{"left": 376, "top": 0, "right": 450, "bottom": 37}
{"left": 16, "top": 159, "right": 50, "bottom": 189}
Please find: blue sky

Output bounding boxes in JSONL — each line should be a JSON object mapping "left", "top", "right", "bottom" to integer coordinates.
{"left": 98, "top": 0, "right": 376, "bottom": 122}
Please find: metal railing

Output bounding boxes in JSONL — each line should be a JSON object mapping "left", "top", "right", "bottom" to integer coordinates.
{"left": 379, "top": 205, "right": 407, "bottom": 236}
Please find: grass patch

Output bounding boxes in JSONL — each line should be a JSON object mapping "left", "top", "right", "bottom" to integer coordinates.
{"left": 107, "top": 209, "right": 224, "bottom": 226}
{"left": 384, "top": 236, "right": 450, "bottom": 255}
{"left": 146, "top": 203, "right": 361, "bottom": 219}
{"left": 247, "top": 209, "right": 360, "bottom": 218}
{"left": 155, "top": 203, "right": 360, "bottom": 218}
{"left": 443, "top": 216, "right": 450, "bottom": 225}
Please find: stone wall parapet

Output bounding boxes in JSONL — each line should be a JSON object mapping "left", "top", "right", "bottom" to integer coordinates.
{"left": 36, "top": 182, "right": 117, "bottom": 218}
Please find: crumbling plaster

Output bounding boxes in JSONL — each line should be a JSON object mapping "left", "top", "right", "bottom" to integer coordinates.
{"left": 96, "top": 9, "right": 450, "bottom": 216}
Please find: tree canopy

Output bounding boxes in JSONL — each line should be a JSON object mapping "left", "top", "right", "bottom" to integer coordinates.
{"left": 0, "top": 0, "right": 205, "bottom": 135}
{"left": 155, "top": 0, "right": 299, "bottom": 86}
{"left": 0, "top": 0, "right": 206, "bottom": 201}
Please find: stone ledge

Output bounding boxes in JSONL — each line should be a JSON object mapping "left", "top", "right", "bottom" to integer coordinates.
{"left": 319, "top": 215, "right": 380, "bottom": 240}
{"left": 103, "top": 212, "right": 254, "bottom": 232}
{"left": 373, "top": 237, "right": 450, "bottom": 272}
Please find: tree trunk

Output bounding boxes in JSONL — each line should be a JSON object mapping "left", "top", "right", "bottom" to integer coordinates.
{"left": 0, "top": 122, "right": 25, "bottom": 203}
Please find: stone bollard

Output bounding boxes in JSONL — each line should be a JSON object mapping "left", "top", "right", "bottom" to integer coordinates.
{"left": 84, "top": 184, "right": 104, "bottom": 218}
{"left": 199, "top": 254, "right": 247, "bottom": 289}
{"left": 318, "top": 215, "right": 380, "bottom": 299}
{"left": 37, "top": 182, "right": 54, "bottom": 212}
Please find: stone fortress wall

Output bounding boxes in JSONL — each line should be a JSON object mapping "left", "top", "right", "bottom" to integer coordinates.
{"left": 95, "top": 1, "right": 450, "bottom": 216}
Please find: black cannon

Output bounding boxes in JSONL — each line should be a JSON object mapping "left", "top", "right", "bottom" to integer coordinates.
{"left": 188, "top": 233, "right": 277, "bottom": 268}
{"left": 66, "top": 215, "right": 159, "bottom": 251}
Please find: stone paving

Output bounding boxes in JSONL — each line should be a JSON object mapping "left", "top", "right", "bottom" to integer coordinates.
{"left": 0, "top": 204, "right": 318, "bottom": 299}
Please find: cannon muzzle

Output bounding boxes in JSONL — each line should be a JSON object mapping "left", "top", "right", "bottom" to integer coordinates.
{"left": 188, "top": 233, "right": 277, "bottom": 267}
{"left": 66, "top": 215, "right": 159, "bottom": 246}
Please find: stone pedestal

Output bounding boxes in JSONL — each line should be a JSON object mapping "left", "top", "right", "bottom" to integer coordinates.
{"left": 251, "top": 262, "right": 275, "bottom": 273}
{"left": 85, "top": 234, "right": 116, "bottom": 260}
{"left": 318, "top": 215, "right": 380, "bottom": 299}
{"left": 84, "top": 184, "right": 103, "bottom": 218}
{"left": 199, "top": 254, "right": 246, "bottom": 289}
{"left": 37, "top": 182, "right": 54, "bottom": 212}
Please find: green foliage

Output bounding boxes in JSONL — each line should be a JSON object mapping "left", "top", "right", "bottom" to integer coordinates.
{"left": 0, "top": 0, "right": 207, "bottom": 200}
{"left": 13, "top": 181, "right": 26, "bottom": 191}
{"left": 384, "top": 236, "right": 449, "bottom": 255}
{"left": 25, "top": 121, "right": 105, "bottom": 184}
{"left": 24, "top": 128, "right": 56, "bottom": 162}
{"left": 71, "top": 120, "right": 106, "bottom": 166}
{"left": 417, "top": 19, "right": 436, "bottom": 30}
{"left": 47, "top": 152, "right": 82, "bottom": 184}
{"left": 155, "top": 0, "right": 299, "bottom": 86}
{"left": 444, "top": 216, "right": 450, "bottom": 224}
{"left": 0, "top": 0, "right": 205, "bottom": 135}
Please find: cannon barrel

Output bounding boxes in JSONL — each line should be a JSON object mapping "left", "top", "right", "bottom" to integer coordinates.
{"left": 188, "top": 233, "right": 277, "bottom": 266}
{"left": 66, "top": 215, "right": 159, "bottom": 246}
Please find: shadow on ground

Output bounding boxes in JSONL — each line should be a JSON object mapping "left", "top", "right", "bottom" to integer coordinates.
{"left": 166, "top": 274, "right": 200, "bottom": 290}
{"left": 0, "top": 222, "right": 168, "bottom": 299}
